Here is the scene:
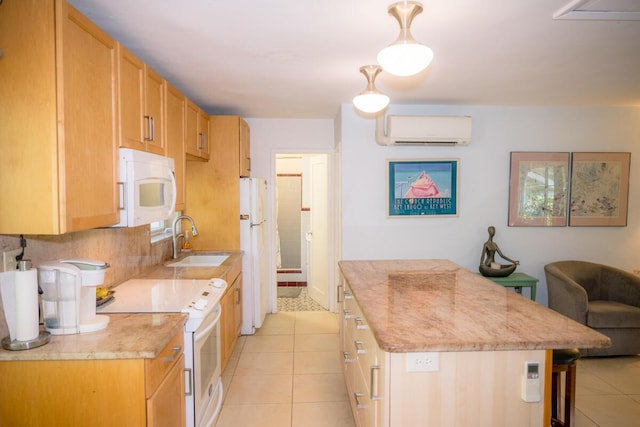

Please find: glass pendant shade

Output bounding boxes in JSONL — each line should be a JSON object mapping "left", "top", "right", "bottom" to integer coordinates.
{"left": 377, "top": 1, "right": 434, "bottom": 77}
{"left": 352, "top": 65, "right": 390, "bottom": 114}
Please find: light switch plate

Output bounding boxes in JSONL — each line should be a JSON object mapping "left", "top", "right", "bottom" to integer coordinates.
{"left": 2, "top": 248, "right": 22, "bottom": 272}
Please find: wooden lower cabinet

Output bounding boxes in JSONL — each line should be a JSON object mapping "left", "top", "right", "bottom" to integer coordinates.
{"left": 340, "top": 282, "right": 386, "bottom": 427}
{"left": 338, "top": 279, "right": 546, "bottom": 427}
{"left": 0, "top": 332, "right": 185, "bottom": 427}
{"left": 221, "top": 259, "right": 243, "bottom": 371}
{"left": 147, "top": 354, "right": 186, "bottom": 427}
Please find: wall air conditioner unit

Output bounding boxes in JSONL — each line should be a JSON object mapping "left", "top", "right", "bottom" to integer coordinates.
{"left": 375, "top": 114, "right": 472, "bottom": 146}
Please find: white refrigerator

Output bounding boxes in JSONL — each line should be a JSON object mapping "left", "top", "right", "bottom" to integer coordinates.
{"left": 240, "top": 178, "right": 269, "bottom": 335}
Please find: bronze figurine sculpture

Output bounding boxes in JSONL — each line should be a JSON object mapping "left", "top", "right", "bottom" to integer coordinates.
{"left": 479, "top": 226, "right": 519, "bottom": 277}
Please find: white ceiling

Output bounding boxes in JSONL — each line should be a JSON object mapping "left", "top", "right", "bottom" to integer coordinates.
{"left": 68, "top": 0, "right": 640, "bottom": 119}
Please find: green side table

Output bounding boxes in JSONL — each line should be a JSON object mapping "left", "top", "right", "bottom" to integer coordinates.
{"left": 483, "top": 272, "right": 538, "bottom": 301}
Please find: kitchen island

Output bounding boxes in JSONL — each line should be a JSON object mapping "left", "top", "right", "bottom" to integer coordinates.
{"left": 338, "top": 259, "right": 610, "bottom": 427}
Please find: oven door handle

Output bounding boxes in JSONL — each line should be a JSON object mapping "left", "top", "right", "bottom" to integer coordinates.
{"left": 184, "top": 368, "right": 193, "bottom": 396}
{"left": 193, "top": 304, "right": 222, "bottom": 342}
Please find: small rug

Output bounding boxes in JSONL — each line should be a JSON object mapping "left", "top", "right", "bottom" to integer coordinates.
{"left": 277, "top": 287, "right": 303, "bottom": 298}
{"left": 277, "top": 288, "right": 326, "bottom": 312}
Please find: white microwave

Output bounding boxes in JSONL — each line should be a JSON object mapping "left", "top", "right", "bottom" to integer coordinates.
{"left": 112, "top": 148, "right": 176, "bottom": 227}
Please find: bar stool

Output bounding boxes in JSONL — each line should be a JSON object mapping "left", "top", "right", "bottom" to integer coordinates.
{"left": 551, "top": 348, "right": 580, "bottom": 427}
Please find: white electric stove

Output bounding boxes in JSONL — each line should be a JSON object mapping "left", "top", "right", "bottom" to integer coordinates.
{"left": 99, "top": 277, "right": 227, "bottom": 427}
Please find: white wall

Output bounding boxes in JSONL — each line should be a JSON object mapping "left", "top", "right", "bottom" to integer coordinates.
{"left": 245, "top": 119, "right": 336, "bottom": 178}
{"left": 244, "top": 119, "right": 336, "bottom": 307}
{"left": 340, "top": 105, "right": 640, "bottom": 306}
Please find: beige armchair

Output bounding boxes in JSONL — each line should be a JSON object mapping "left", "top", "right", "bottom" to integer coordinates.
{"left": 545, "top": 260, "right": 640, "bottom": 356}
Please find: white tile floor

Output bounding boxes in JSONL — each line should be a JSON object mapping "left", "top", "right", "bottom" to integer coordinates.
{"left": 216, "top": 311, "right": 640, "bottom": 427}
{"left": 216, "top": 311, "right": 355, "bottom": 427}
{"left": 575, "top": 355, "right": 640, "bottom": 427}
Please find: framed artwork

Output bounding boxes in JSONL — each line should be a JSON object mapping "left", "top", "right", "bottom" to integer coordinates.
{"left": 508, "top": 152, "right": 570, "bottom": 227}
{"left": 569, "top": 152, "right": 631, "bottom": 227}
{"left": 387, "top": 159, "right": 459, "bottom": 217}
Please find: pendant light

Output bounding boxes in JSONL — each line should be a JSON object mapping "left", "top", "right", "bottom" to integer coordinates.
{"left": 352, "top": 65, "right": 390, "bottom": 114}
{"left": 377, "top": 1, "right": 434, "bottom": 77}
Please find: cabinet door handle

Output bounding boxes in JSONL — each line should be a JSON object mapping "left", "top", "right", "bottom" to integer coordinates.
{"left": 337, "top": 284, "right": 343, "bottom": 303}
{"left": 370, "top": 365, "right": 382, "bottom": 401}
{"left": 342, "top": 351, "right": 354, "bottom": 363}
{"left": 343, "top": 308, "right": 353, "bottom": 319}
{"left": 354, "top": 340, "right": 366, "bottom": 354}
{"left": 344, "top": 290, "right": 354, "bottom": 300}
{"left": 144, "top": 115, "right": 155, "bottom": 141}
{"left": 163, "top": 345, "right": 182, "bottom": 362}
{"left": 235, "top": 287, "right": 241, "bottom": 304}
{"left": 353, "top": 392, "right": 366, "bottom": 409}
{"left": 354, "top": 317, "right": 368, "bottom": 330}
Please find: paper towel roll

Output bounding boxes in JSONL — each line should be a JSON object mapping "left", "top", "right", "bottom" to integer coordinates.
{"left": 0, "top": 271, "right": 17, "bottom": 340}
{"left": 14, "top": 268, "right": 39, "bottom": 341}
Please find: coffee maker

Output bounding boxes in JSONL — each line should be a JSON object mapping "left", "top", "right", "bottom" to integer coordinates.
{"left": 38, "top": 259, "right": 110, "bottom": 335}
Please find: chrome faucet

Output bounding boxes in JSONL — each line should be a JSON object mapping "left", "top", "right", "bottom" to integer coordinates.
{"left": 172, "top": 215, "right": 199, "bottom": 259}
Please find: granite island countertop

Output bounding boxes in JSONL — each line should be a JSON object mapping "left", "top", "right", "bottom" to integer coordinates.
{"left": 339, "top": 259, "right": 611, "bottom": 353}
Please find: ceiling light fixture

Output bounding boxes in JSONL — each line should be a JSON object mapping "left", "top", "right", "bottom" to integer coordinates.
{"left": 377, "top": 1, "right": 434, "bottom": 77}
{"left": 352, "top": 65, "right": 390, "bottom": 114}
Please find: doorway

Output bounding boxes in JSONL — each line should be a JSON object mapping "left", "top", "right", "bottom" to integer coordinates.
{"left": 274, "top": 153, "right": 331, "bottom": 311}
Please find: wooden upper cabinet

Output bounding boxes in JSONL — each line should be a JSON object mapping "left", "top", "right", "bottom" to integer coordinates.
{"left": 0, "top": 0, "right": 119, "bottom": 234}
{"left": 185, "top": 99, "right": 210, "bottom": 161}
{"left": 165, "top": 82, "right": 186, "bottom": 211}
{"left": 144, "top": 66, "right": 165, "bottom": 155}
{"left": 117, "top": 43, "right": 165, "bottom": 155}
{"left": 210, "top": 116, "right": 251, "bottom": 177}
{"left": 185, "top": 116, "right": 249, "bottom": 250}
{"left": 239, "top": 118, "right": 251, "bottom": 177}
{"left": 199, "top": 111, "right": 210, "bottom": 160}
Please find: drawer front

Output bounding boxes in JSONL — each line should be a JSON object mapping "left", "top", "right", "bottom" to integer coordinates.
{"left": 340, "top": 280, "right": 386, "bottom": 427}
{"left": 145, "top": 331, "right": 184, "bottom": 397}
{"left": 345, "top": 299, "right": 379, "bottom": 373}
{"left": 351, "top": 358, "right": 374, "bottom": 427}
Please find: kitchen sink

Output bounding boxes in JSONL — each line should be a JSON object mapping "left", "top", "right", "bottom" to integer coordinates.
{"left": 165, "top": 254, "right": 230, "bottom": 268}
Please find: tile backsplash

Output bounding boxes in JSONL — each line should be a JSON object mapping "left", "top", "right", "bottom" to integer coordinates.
{"left": 0, "top": 226, "right": 172, "bottom": 288}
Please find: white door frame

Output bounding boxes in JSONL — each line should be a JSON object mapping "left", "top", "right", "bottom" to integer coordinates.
{"left": 270, "top": 149, "right": 337, "bottom": 313}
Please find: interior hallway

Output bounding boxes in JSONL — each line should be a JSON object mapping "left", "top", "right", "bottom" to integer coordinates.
{"left": 216, "top": 311, "right": 354, "bottom": 426}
